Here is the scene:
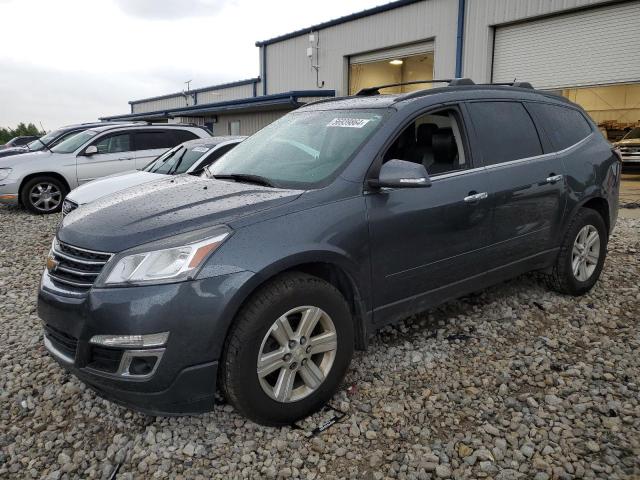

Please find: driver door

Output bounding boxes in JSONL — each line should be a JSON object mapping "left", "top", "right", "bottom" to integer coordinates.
{"left": 366, "top": 106, "right": 492, "bottom": 324}
{"left": 76, "top": 132, "right": 135, "bottom": 184}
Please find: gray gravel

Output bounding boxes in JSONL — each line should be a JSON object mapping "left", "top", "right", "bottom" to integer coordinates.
{"left": 1, "top": 205, "right": 639, "bottom": 479}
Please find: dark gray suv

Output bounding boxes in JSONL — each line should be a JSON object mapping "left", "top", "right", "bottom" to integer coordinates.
{"left": 38, "top": 80, "right": 621, "bottom": 426}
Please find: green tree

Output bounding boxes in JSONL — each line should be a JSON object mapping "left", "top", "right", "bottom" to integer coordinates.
{"left": 0, "top": 123, "right": 46, "bottom": 145}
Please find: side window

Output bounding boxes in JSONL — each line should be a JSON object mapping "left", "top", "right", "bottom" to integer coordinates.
{"left": 527, "top": 103, "right": 592, "bottom": 151}
{"left": 93, "top": 133, "right": 131, "bottom": 154}
{"left": 467, "top": 101, "right": 543, "bottom": 166}
{"left": 197, "top": 143, "right": 237, "bottom": 170}
{"left": 383, "top": 108, "right": 467, "bottom": 176}
{"left": 134, "top": 131, "right": 175, "bottom": 151}
{"left": 174, "top": 130, "right": 198, "bottom": 144}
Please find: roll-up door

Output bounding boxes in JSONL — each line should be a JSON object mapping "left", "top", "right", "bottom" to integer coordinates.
{"left": 492, "top": 2, "right": 640, "bottom": 90}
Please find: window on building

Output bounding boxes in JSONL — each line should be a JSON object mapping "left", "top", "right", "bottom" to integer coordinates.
{"left": 349, "top": 52, "right": 434, "bottom": 95}
{"left": 229, "top": 121, "right": 241, "bottom": 136}
{"left": 527, "top": 103, "right": 593, "bottom": 151}
{"left": 467, "top": 102, "right": 543, "bottom": 166}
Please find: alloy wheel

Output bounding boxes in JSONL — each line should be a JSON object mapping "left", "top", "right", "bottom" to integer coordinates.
{"left": 30, "top": 182, "right": 62, "bottom": 213}
{"left": 257, "top": 306, "right": 337, "bottom": 403}
{"left": 572, "top": 225, "right": 600, "bottom": 282}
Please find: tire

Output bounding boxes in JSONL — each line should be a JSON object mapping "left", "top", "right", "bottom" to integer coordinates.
{"left": 20, "top": 176, "right": 67, "bottom": 214}
{"left": 545, "top": 208, "right": 608, "bottom": 296}
{"left": 221, "top": 272, "right": 354, "bottom": 426}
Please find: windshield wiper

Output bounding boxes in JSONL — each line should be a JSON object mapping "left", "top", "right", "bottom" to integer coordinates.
{"left": 35, "top": 138, "right": 52, "bottom": 152}
{"left": 212, "top": 173, "right": 278, "bottom": 188}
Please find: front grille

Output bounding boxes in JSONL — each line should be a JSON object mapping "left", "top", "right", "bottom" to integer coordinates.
{"left": 62, "top": 199, "right": 78, "bottom": 216}
{"left": 49, "top": 240, "right": 112, "bottom": 291}
{"left": 45, "top": 325, "right": 78, "bottom": 360}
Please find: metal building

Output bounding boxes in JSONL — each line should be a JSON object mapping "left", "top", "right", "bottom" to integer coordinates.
{"left": 103, "top": 0, "right": 640, "bottom": 140}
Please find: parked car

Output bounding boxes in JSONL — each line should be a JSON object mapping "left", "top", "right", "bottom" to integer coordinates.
{"left": 62, "top": 136, "right": 245, "bottom": 216}
{"left": 0, "top": 135, "right": 40, "bottom": 150}
{"left": 0, "top": 122, "right": 126, "bottom": 159}
{"left": 38, "top": 79, "right": 620, "bottom": 426}
{"left": 0, "top": 123, "right": 211, "bottom": 213}
{"left": 615, "top": 127, "right": 640, "bottom": 167}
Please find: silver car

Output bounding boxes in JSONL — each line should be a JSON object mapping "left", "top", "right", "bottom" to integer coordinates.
{"left": 63, "top": 136, "right": 245, "bottom": 215}
{"left": 0, "top": 123, "right": 211, "bottom": 214}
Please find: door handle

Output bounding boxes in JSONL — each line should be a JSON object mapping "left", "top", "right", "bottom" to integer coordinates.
{"left": 464, "top": 191, "right": 488, "bottom": 203}
{"left": 546, "top": 174, "right": 563, "bottom": 184}
{"left": 117, "top": 157, "right": 130, "bottom": 161}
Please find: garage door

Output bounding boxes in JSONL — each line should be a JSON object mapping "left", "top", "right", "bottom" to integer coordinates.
{"left": 492, "top": 2, "right": 640, "bottom": 90}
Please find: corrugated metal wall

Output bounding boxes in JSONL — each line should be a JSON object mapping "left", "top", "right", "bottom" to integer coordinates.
{"left": 262, "top": 0, "right": 458, "bottom": 96}
{"left": 132, "top": 95, "right": 192, "bottom": 114}
{"left": 214, "top": 110, "right": 288, "bottom": 136}
{"left": 463, "top": 0, "right": 613, "bottom": 83}
{"left": 492, "top": 1, "right": 640, "bottom": 89}
{"left": 198, "top": 83, "right": 255, "bottom": 104}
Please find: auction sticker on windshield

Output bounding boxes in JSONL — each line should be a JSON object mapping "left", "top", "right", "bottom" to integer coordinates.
{"left": 192, "top": 147, "right": 210, "bottom": 153}
{"left": 327, "top": 118, "right": 371, "bottom": 128}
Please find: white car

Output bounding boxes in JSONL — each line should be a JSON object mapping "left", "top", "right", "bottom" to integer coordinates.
{"left": 63, "top": 136, "right": 244, "bottom": 216}
{"left": 0, "top": 123, "right": 211, "bottom": 214}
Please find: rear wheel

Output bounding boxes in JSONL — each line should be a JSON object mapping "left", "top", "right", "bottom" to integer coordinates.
{"left": 221, "top": 272, "right": 354, "bottom": 426}
{"left": 21, "top": 176, "right": 67, "bottom": 214}
{"left": 546, "top": 208, "right": 608, "bottom": 296}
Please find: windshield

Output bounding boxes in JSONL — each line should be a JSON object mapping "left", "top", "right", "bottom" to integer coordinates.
{"left": 207, "top": 110, "right": 387, "bottom": 188}
{"left": 143, "top": 144, "right": 211, "bottom": 174}
{"left": 51, "top": 130, "right": 98, "bottom": 154}
{"left": 27, "top": 129, "right": 63, "bottom": 151}
{"left": 622, "top": 127, "right": 640, "bottom": 140}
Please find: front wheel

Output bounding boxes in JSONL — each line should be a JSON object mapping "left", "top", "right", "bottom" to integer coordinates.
{"left": 20, "top": 176, "right": 67, "bottom": 214}
{"left": 546, "top": 208, "right": 608, "bottom": 296}
{"left": 220, "top": 272, "right": 354, "bottom": 426}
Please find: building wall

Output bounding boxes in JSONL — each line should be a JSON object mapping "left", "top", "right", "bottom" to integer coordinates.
{"left": 197, "top": 83, "right": 256, "bottom": 104}
{"left": 214, "top": 111, "right": 288, "bottom": 136}
{"left": 132, "top": 95, "right": 192, "bottom": 114}
{"left": 462, "top": 0, "right": 615, "bottom": 83}
{"left": 261, "top": 0, "right": 458, "bottom": 96}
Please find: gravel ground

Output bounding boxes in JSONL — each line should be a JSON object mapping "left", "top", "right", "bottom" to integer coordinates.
{"left": 0, "top": 205, "right": 639, "bottom": 480}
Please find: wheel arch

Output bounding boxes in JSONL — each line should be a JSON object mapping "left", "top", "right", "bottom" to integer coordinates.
{"left": 221, "top": 252, "right": 371, "bottom": 351}
{"left": 19, "top": 172, "right": 71, "bottom": 205}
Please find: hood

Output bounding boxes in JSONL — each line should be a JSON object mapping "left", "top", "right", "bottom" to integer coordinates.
{"left": 68, "top": 170, "right": 167, "bottom": 205}
{"left": 0, "top": 150, "right": 54, "bottom": 166}
{"left": 616, "top": 138, "right": 640, "bottom": 146}
{"left": 0, "top": 146, "right": 28, "bottom": 158}
{"left": 59, "top": 175, "right": 303, "bottom": 252}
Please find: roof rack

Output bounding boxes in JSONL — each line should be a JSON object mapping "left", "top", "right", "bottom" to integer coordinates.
{"left": 356, "top": 79, "right": 474, "bottom": 96}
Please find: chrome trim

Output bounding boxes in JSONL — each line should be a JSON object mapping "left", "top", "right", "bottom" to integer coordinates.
{"left": 51, "top": 248, "right": 109, "bottom": 266}
{"left": 89, "top": 332, "right": 169, "bottom": 348}
{"left": 56, "top": 242, "right": 113, "bottom": 257}
{"left": 55, "top": 265, "right": 100, "bottom": 277}
{"left": 44, "top": 335, "right": 74, "bottom": 365}
{"left": 47, "top": 274, "right": 93, "bottom": 288}
{"left": 546, "top": 174, "right": 563, "bottom": 184}
{"left": 464, "top": 192, "right": 488, "bottom": 203}
{"left": 429, "top": 166, "right": 485, "bottom": 182}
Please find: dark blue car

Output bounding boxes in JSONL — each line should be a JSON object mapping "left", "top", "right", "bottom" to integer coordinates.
{"left": 38, "top": 79, "right": 621, "bottom": 425}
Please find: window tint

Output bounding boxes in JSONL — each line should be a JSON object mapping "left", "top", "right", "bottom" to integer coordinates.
{"left": 135, "top": 131, "right": 175, "bottom": 151}
{"left": 94, "top": 134, "right": 131, "bottom": 154}
{"left": 198, "top": 143, "right": 237, "bottom": 170}
{"left": 174, "top": 130, "right": 198, "bottom": 144}
{"left": 467, "top": 102, "right": 542, "bottom": 166}
{"left": 383, "top": 109, "right": 467, "bottom": 176}
{"left": 527, "top": 103, "right": 592, "bottom": 151}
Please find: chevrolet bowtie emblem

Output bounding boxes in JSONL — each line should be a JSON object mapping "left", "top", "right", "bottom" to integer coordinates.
{"left": 46, "top": 256, "right": 59, "bottom": 273}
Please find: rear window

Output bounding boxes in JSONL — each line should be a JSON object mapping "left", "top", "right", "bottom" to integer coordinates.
{"left": 174, "top": 130, "right": 199, "bottom": 144}
{"left": 134, "top": 131, "right": 176, "bottom": 151}
{"left": 527, "top": 103, "right": 592, "bottom": 151}
{"left": 467, "top": 101, "right": 543, "bottom": 166}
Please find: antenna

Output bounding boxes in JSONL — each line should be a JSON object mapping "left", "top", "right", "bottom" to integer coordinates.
{"left": 184, "top": 80, "right": 192, "bottom": 92}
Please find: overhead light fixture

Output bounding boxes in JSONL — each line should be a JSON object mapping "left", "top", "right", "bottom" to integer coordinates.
{"left": 389, "top": 59, "right": 403, "bottom": 66}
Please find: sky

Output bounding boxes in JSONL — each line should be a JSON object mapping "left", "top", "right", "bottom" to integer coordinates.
{"left": 0, "top": 0, "right": 385, "bottom": 130}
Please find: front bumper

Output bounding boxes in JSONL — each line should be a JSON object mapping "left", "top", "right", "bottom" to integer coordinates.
{"left": 38, "top": 268, "right": 254, "bottom": 415}
{"left": 0, "top": 179, "right": 19, "bottom": 205}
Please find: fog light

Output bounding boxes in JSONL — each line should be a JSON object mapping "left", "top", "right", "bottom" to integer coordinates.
{"left": 129, "top": 356, "right": 157, "bottom": 376}
{"left": 90, "top": 332, "right": 169, "bottom": 348}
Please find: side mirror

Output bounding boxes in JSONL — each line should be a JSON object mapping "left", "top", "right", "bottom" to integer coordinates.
{"left": 84, "top": 145, "right": 98, "bottom": 156}
{"left": 368, "top": 159, "right": 432, "bottom": 189}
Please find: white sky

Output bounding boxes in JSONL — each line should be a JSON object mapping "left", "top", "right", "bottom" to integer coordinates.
{"left": 0, "top": 0, "right": 385, "bottom": 130}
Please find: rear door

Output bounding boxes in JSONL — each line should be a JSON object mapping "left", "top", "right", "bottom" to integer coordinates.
{"left": 465, "top": 100, "right": 567, "bottom": 269}
{"left": 75, "top": 132, "right": 135, "bottom": 184}
{"left": 133, "top": 130, "right": 196, "bottom": 168}
{"left": 366, "top": 105, "right": 493, "bottom": 322}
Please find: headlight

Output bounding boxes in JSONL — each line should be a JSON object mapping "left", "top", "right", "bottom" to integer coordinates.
{"left": 0, "top": 168, "right": 12, "bottom": 181}
{"left": 101, "top": 226, "right": 231, "bottom": 286}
